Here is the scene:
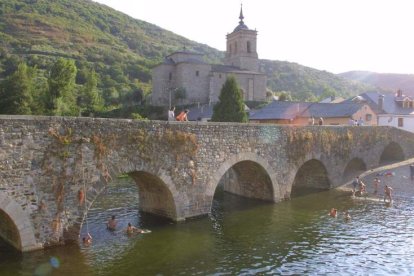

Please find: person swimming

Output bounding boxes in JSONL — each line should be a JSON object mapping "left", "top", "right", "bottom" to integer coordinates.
{"left": 344, "top": 211, "right": 351, "bottom": 221}
{"left": 82, "top": 233, "right": 92, "bottom": 245}
{"left": 125, "top": 222, "right": 142, "bottom": 235}
{"left": 329, "top": 208, "right": 337, "bottom": 218}
{"left": 107, "top": 215, "right": 117, "bottom": 231}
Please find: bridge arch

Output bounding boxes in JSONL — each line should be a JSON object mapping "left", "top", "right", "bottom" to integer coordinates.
{"left": 380, "top": 141, "right": 405, "bottom": 165}
{"left": 78, "top": 162, "right": 187, "bottom": 230}
{"left": 128, "top": 170, "right": 182, "bottom": 221}
{"left": 0, "top": 192, "right": 40, "bottom": 252}
{"left": 291, "top": 159, "right": 330, "bottom": 197}
{"left": 343, "top": 157, "right": 367, "bottom": 182}
{"left": 208, "top": 152, "right": 281, "bottom": 204}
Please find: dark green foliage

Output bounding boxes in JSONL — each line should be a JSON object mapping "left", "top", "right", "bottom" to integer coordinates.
{"left": 78, "top": 69, "right": 102, "bottom": 115}
{"left": 212, "top": 76, "right": 247, "bottom": 123}
{"left": 0, "top": 62, "right": 33, "bottom": 114}
{"left": 278, "top": 92, "right": 292, "bottom": 101}
{"left": 47, "top": 58, "right": 77, "bottom": 115}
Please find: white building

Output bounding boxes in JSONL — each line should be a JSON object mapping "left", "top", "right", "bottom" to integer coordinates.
{"left": 352, "top": 90, "right": 414, "bottom": 133}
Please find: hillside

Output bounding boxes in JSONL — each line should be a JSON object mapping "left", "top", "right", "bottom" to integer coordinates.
{"left": 0, "top": 0, "right": 375, "bottom": 117}
{"left": 339, "top": 71, "right": 414, "bottom": 96}
{"left": 261, "top": 60, "right": 374, "bottom": 101}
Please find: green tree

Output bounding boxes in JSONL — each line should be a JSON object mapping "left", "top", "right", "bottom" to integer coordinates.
{"left": 0, "top": 62, "right": 33, "bottom": 114}
{"left": 47, "top": 58, "right": 77, "bottom": 115}
{"left": 278, "top": 91, "right": 292, "bottom": 101}
{"left": 211, "top": 75, "right": 247, "bottom": 122}
{"left": 79, "top": 69, "right": 102, "bottom": 115}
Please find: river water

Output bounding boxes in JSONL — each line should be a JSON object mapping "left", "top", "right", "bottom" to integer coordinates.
{"left": 1, "top": 177, "right": 414, "bottom": 275}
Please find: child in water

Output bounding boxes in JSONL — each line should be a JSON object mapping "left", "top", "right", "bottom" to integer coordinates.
{"left": 82, "top": 233, "right": 92, "bottom": 245}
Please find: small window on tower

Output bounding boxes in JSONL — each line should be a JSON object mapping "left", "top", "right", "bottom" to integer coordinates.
{"left": 219, "top": 74, "right": 222, "bottom": 79}
{"left": 247, "top": 41, "right": 251, "bottom": 53}
{"left": 196, "top": 71, "right": 199, "bottom": 77}
{"left": 169, "top": 72, "right": 172, "bottom": 80}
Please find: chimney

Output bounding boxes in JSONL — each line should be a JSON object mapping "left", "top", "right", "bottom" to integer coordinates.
{"left": 378, "top": 95, "right": 384, "bottom": 111}
{"left": 397, "top": 89, "right": 403, "bottom": 97}
{"left": 330, "top": 95, "right": 335, "bottom": 101}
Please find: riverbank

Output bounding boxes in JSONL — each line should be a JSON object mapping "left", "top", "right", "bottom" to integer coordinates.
{"left": 338, "top": 158, "right": 414, "bottom": 199}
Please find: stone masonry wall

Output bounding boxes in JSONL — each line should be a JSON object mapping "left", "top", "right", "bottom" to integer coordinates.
{"left": 1, "top": 116, "right": 414, "bottom": 252}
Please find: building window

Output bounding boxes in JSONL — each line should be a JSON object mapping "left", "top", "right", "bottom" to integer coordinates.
{"left": 247, "top": 41, "right": 251, "bottom": 53}
{"left": 219, "top": 74, "right": 222, "bottom": 79}
{"left": 169, "top": 72, "right": 172, "bottom": 81}
{"left": 398, "top": 118, "right": 404, "bottom": 127}
{"left": 235, "top": 42, "right": 237, "bottom": 53}
{"left": 365, "top": 114, "right": 372, "bottom": 121}
{"left": 196, "top": 71, "right": 199, "bottom": 77}
{"left": 229, "top": 44, "right": 232, "bottom": 54}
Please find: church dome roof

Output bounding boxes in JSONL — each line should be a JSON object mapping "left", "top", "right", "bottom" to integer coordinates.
{"left": 234, "top": 22, "right": 249, "bottom": 32}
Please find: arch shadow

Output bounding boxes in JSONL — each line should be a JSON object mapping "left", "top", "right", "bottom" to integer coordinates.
{"left": 380, "top": 142, "right": 405, "bottom": 165}
{"left": 291, "top": 159, "right": 330, "bottom": 198}
{"left": 0, "top": 193, "right": 40, "bottom": 252}
{"left": 129, "top": 171, "right": 178, "bottom": 221}
{"left": 217, "top": 160, "right": 274, "bottom": 201}
{"left": 343, "top": 157, "right": 367, "bottom": 182}
{"left": 208, "top": 152, "right": 280, "bottom": 209}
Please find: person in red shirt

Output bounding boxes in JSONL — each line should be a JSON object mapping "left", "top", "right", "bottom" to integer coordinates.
{"left": 176, "top": 109, "right": 189, "bottom": 121}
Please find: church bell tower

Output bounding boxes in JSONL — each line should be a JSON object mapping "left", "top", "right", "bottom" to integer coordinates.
{"left": 224, "top": 5, "right": 259, "bottom": 72}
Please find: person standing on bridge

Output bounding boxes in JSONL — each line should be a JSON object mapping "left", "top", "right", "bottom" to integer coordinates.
{"left": 318, "top": 117, "right": 324, "bottom": 125}
{"left": 168, "top": 106, "right": 176, "bottom": 121}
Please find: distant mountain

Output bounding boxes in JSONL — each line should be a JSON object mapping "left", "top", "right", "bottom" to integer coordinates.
{"left": 0, "top": 0, "right": 376, "bottom": 113}
{"left": 339, "top": 71, "right": 414, "bottom": 96}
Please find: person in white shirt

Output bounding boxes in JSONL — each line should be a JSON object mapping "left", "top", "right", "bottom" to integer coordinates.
{"left": 168, "top": 106, "right": 175, "bottom": 121}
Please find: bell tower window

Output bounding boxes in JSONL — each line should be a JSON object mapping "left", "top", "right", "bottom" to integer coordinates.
{"left": 247, "top": 41, "right": 251, "bottom": 53}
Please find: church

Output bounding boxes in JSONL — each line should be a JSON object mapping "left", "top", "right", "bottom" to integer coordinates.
{"left": 151, "top": 6, "right": 267, "bottom": 106}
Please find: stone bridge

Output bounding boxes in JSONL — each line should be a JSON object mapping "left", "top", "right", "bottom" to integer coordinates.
{"left": 1, "top": 115, "right": 414, "bottom": 252}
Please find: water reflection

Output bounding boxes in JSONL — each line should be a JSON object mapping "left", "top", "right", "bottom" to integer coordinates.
{"left": 2, "top": 177, "right": 414, "bottom": 275}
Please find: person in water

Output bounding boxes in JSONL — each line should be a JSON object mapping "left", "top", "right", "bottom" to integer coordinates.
{"left": 373, "top": 177, "right": 380, "bottom": 194}
{"left": 107, "top": 215, "right": 117, "bottom": 230}
{"left": 351, "top": 176, "right": 360, "bottom": 196}
{"left": 125, "top": 222, "right": 142, "bottom": 235}
{"left": 359, "top": 180, "right": 366, "bottom": 196}
{"left": 384, "top": 185, "right": 393, "bottom": 203}
{"left": 329, "top": 208, "right": 337, "bottom": 218}
{"left": 82, "top": 233, "right": 92, "bottom": 245}
{"left": 344, "top": 211, "right": 351, "bottom": 221}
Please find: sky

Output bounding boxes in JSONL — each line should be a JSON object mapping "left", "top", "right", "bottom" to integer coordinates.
{"left": 94, "top": 0, "right": 414, "bottom": 75}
